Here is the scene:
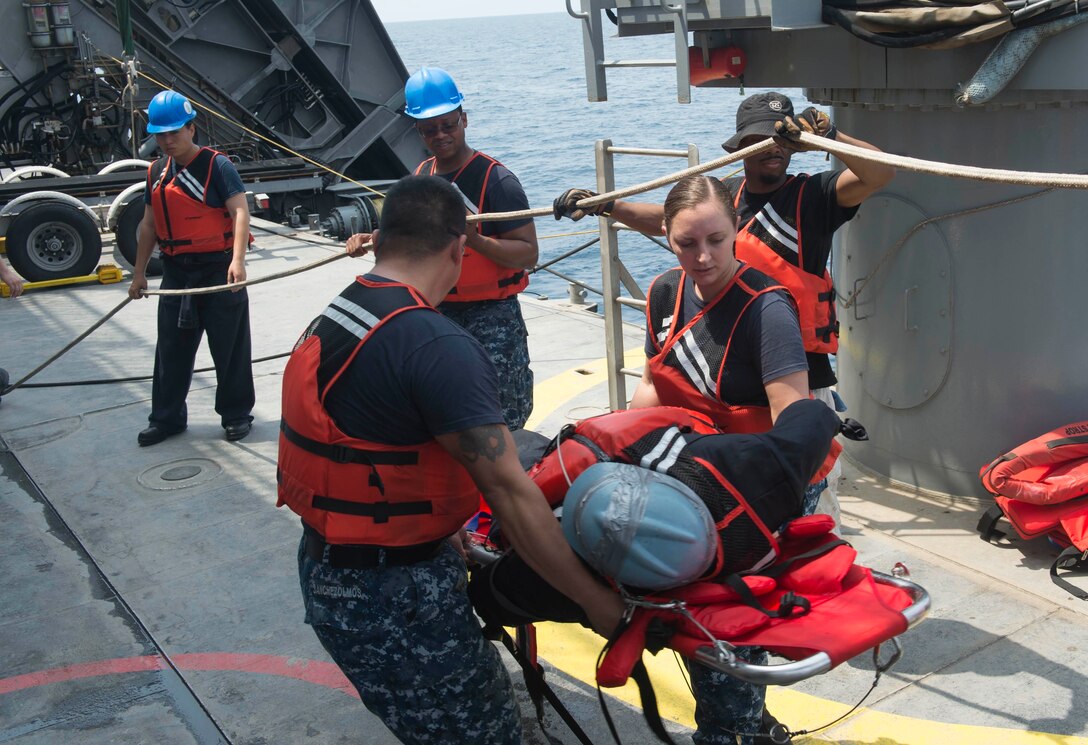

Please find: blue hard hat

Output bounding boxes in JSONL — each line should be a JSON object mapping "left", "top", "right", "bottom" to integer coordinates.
{"left": 146, "top": 90, "right": 197, "bottom": 133}
{"left": 562, "top": 463, "right": 717, "bottom": 591}
{"left": 404, "top": 67, "right": 464, "bottom": 120}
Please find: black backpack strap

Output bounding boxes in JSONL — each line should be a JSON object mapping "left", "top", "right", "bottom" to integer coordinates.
{"left": 976, "top": 504, "right": 1007, "bottom": 542}
{"left": 496, "top": 626, "right": 596, "bottom": 745}
{"left": 718, "top": 538, "right": 850, "bottom": 620}
{"left": 1051, "top": 546, "right": 1088, "bottom": 600}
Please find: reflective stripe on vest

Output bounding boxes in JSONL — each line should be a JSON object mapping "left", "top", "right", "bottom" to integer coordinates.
{"left": 416, "top": 152, "right": 529, "bottom": 302}
{"left": 527, "top": 407, "right": 779, "bottom": 578}
{"left": 645, "top": 265, "right": 786, "bottom": 434}
{"left": 148, "top": 147, "right": 242, "bottom": 256}
{"left": 732, "top": 176, "right": 839, "bottom": 354}
{"left": 276, "top": 277, "right": 480, "bottom": 546}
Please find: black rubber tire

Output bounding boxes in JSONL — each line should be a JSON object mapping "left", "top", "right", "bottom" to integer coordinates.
{"left": 115, "top": 198, "right": 162, "bottom": 276}
{"left": 5, "top": 202, "right": 103, "bottom": 282}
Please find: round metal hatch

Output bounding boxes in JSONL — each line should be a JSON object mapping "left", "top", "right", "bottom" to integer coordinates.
{"left": 839, "top": 194, "right": 953, "bottom": 410}
{"left": 138, "top": 458, "right": 222, "bottom": 491}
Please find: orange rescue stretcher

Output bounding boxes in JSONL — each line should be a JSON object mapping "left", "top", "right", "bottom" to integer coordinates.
{"left": 469, "top": 515, "right": 930, "bottom": 689}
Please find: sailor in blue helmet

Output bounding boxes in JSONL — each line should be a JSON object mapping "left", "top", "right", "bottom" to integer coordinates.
{"left": 127, "top": 89, "right": 255, "bottom": 446}
{"left": 345, "top": 67, "right": 539, "bottom": 431}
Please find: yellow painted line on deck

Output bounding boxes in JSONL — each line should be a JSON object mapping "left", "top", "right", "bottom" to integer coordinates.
{"left": 526, "top": 359, "right": 1088, "bottom": 745}
{"left": 534, "top": 623, "right": 1088, "bottom": 745}
{"left": 525, "top": 347, "right": 646, "bottom": 432}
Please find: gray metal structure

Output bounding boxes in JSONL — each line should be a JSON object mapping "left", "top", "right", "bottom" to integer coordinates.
{"left": 570, "top": 0, "right": 1088, "bottom": 497}
{"left": 0, "top": 0, "right": 427, "bottom": 281}
{"left": 0, "top": 0, "right": 423, "bottom": 179}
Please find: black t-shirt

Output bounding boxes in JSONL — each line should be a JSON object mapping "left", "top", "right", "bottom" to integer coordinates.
{"left": 432, "top": 154, "right": 532, "bottom": 237}
{"left": 683, "top": 398, "right": 841, "bottom": 526}
{"left": 645, "top": 274, "right": 808, "bottom": 405}
{"left": 723, "top": 171, "right": 858, "bottom": 388}
{"left": 323, "top": 274, "right": 504, "bottom": 445}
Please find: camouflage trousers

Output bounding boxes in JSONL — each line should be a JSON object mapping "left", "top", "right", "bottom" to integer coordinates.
{"left": 298, "top": 539, "right": 521, "bottom": 745}
{"left": 688, "top": 647, "right": 769, "bottom": 745}
{"left": 691, "top": 441, "right": 830, "bottom": 744}
{"left": 439, "top": 296, "right": 533, "bottom": 431}
{"left": 801, "top": 476, "right": 830, "bottom": 517}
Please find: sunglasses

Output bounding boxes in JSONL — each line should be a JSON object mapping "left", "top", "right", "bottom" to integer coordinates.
{"left": 416, "top": 114, "right": 462, "bottom": 139}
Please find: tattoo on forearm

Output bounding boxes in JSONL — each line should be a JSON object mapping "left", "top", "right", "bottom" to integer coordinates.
{"left": 458, "top": 425, "right": 506, "bottom": 463}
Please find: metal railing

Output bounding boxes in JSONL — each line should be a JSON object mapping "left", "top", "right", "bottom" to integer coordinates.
{"left": 594, "top": 138, "right": 699, "bottom": 410}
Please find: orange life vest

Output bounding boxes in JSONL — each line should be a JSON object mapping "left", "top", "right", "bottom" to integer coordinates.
{"left": 415, "top": 151, "right": 529, "bottom": 302}
{"left": 148, "top": 147, "right": 251, "bottom": 256}
{"left": 645, "top": 266, "right": 840, "bottom": 483}
{"left": 645, "top": 265, "right": 786, "bottom": 434}
{"left": 732, "top": 176, "right": 839, "bottom": 355}
{"left": 978, "top": 421, "right": 1088, "bottom": 599}
{"left": 276, "top": 276, "right": 480, "bottom": 546}
{"left": 980, "top": 421, "right": 1088, "bottom": 505}
{"left": 528, "top": 406, "right": 720, "bottom": 507}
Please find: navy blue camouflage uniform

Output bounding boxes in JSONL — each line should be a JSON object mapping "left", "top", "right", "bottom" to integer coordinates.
{"left": 433, "top": 157, "right": 534, "bottom": 431}
{"left": 296, "top": 281, "right": 520, "bottom": 744}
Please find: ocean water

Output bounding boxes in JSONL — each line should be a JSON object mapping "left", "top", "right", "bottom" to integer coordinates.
{"left": 383, "top": 11, "right": 828, "bottom": 303}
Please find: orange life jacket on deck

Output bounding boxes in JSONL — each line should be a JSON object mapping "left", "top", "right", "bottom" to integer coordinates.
{"left": 978, "top": 421, "right": 1088, "bottom": 599}
{"left": 148, "top": 147, "right": 252, "bottom": 256}
{"left": 416, "top": 151, "right": 529, "bottom": 302}
{"left": 645, "top": 266, "right": 840, "bottom": 483}
{"left": 733, "top": 176, "right": 839, "bottom": 355}
{"left": 276, "top": 276, "right": 480, "bottom": 546}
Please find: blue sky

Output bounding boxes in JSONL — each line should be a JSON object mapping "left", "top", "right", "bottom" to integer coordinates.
{"left": 370, "top": 0, "right": 561, "bottom": 23}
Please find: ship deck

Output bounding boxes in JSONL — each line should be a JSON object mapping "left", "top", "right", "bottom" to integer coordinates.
{"left": 2, "top": 223, "right": 1087, "bottom": 744}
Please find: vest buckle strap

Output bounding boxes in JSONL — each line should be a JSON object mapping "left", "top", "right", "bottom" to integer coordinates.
{"left": 311, "top": 493, "right": 433, "bottom": 523}
{"left": 815, "top": 321, "right": 840, "bottom": 341}
{"left": 497, "top": 271, "right": 526, "bottom": 288}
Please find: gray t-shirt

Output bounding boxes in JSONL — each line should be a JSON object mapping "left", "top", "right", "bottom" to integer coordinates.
{"left": 645, "top": 274, "right": 808, "bottom": 405}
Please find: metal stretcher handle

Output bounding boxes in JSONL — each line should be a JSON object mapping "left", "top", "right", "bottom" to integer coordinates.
{"left": 691, "top": 570, "right": 931, "bottom": 686}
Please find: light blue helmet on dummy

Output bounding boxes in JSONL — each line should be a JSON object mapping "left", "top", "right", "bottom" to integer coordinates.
{"left": 561, "top": 462, "right": 717, "bottom": 591}
{"left": 146, "top": 90, "right": 197, "bottom": 133}
{"left": 404, "top": 67, "right": 464, "bottom": 120}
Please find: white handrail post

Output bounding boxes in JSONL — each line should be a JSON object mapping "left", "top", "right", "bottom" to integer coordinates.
{"left": 595, "top": 138, "right": 626, "bottom": 410}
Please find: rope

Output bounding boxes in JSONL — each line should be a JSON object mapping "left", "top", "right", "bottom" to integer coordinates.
{"left": 12, "top": 127, "right": 1088, "bottom": 393}
{"left": 539, "top": 229, "right": 599, "bottom": 240}
{"left": 143, "top": 248, "right": 356, "bottom": 296}
{"left": 106, "top": 59, "right": 386, "bottom": 198}
{"left": 469, "top": 139, "right": 775, "bottom": 224}
{"left": 806, "top": 131, "right": 1088, "bottom": 188}
{"left": 2, "top": 297, "right": 132, "bottom": 395}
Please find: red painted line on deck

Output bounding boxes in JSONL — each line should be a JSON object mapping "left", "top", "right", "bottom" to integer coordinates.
{"left": 0, "top": 653, "right": 359, "bottom": 699}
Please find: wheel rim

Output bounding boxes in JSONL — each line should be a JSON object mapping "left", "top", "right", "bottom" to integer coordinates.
{"left": 25, "top": 221, "right": 84, "bottom": 273}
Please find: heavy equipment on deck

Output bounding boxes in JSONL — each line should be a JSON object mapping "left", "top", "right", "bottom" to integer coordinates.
{"left": 0, "top": 0, "right": 423, "bottom": 281}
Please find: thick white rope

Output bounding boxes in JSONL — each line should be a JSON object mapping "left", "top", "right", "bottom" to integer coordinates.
{"left": 11, "top": 131, "right": 1088, "bottom": 391}
{"left": 146, "top": 131, "right": 1088, "bottom": 297}
{"left": 809, "top": 131, "right": 1088, "bottom": 188}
